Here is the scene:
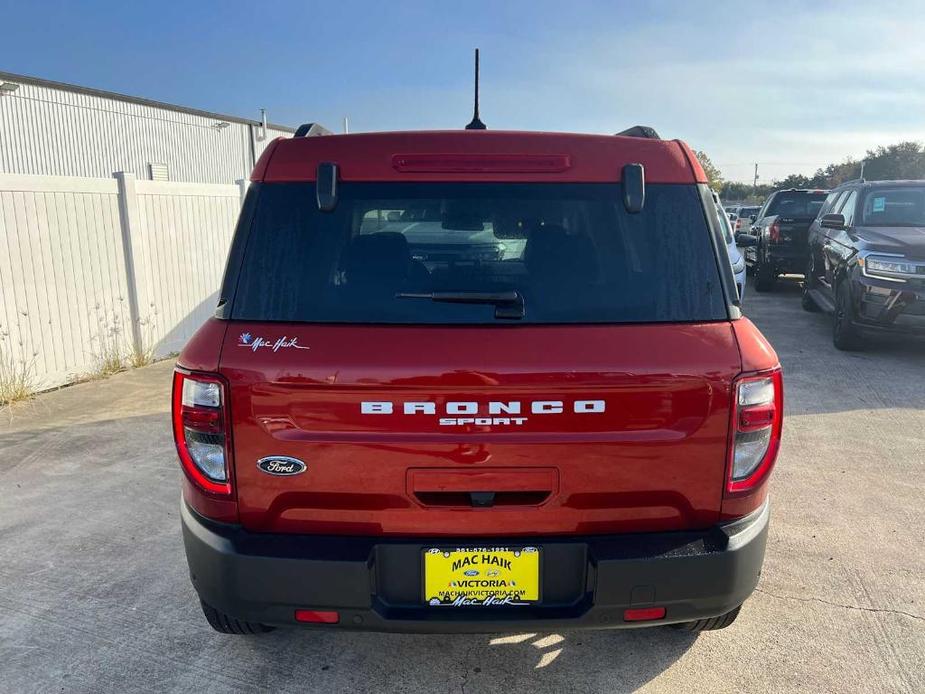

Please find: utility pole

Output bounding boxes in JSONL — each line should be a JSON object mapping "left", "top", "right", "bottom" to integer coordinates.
{"left": 753, "top": 163, "right": 759, "bottom": 189}
{"left": 343, "top": 116, "right": 349, "bottom": 134}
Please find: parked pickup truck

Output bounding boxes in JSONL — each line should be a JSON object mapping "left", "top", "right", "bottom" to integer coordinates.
{"left": 741, "top": 188, "right": 828, "bottom": 291}
{"left": 173, "top": 126, "right": 782, "bottom": 635}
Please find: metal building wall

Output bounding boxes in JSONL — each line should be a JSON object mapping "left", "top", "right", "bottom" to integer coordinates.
{"left": 0, "top": 75, "right": 292, "bottom": 184}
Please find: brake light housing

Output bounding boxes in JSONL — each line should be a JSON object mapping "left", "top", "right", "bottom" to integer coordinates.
{"left": 727, "top": 369, "right": 783, "bottom": 495}
{"left": 768, "top": 221, "right": 781, "bottom": 243}
{"left": 172, "top": 369, "right": 234, "bottom": 496}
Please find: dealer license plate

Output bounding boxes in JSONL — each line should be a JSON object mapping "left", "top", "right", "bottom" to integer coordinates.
{"left": 423, "top": 546, "right": 540, "bottom": 607}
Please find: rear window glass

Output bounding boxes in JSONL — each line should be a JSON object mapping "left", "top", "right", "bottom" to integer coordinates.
{"left": 861, "top": 187, "right": 925, "bottom": 226}
{"left": 737, "top": 207, "right": 759, "bottom": 218}
{"left": 230, "top": 182, "right": 727, "bottom": 325}
{"left": 767, "top": 192, "right": 827, "bottom": 218}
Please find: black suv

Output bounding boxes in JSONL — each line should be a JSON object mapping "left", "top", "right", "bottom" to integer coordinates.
{"left": 802, "top": 180, "right": 925, "bottom": 350}
{"left": 740, "top": 189, "right": 828, "bottom": 291}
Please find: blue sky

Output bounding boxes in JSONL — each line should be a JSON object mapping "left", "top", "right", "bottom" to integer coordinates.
{"left": 2, "top": 0, "right": 923, "bottom": 182}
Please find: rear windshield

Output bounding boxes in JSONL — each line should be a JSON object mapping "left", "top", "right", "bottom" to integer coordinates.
{"left": 861, "top": 187, "right": 925, "bottom": 226}
{"left": 230, "top": 182, "right": 727, "bottom": 325}
{"left": 767, "top": 192, "right": 826, "bottom": 218}
{"left": 737, "top": 206, "right": 759, "bottom": 217}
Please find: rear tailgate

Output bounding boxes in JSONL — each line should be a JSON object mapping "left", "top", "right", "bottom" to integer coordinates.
{"left": 222, "top": 322, "right": 741, "bottom": 536}
{"left": 773, "top": 215, "right": 816, "bottom": 256}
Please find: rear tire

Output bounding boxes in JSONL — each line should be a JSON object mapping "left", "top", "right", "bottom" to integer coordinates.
{"left": 801, "top": 258, "right": 821, "bottom": 312}
{"left": 671, "top": 605, "right": 741, "bottom": 632}
{"left": 833, "top": 281, "right": 864, "bottom": 351}
{"left": 200, "top": 601, "right": 275, "bottom": 635}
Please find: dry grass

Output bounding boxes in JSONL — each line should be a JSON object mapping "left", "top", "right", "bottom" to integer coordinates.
{"left": 0, "top": 323, "right": 38, "bottom": 408}
{"left": 127, "top": 310, "right": 159, "bottom": 369}
{"left": 89, "top": 303, "right": 127, "bottom": 377}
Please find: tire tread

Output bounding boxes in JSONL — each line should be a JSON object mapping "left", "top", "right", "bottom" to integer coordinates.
{"left": 671, "top": 605, "right": 741, "bottom": 631}
{"left": 200, "top": 601, "right": 274, "bottom": 635}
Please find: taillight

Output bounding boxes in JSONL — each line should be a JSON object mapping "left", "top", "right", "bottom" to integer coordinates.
{"left": 172, "top": 369, "right": 233, "bottom": 496}
{"left": 768, "top": 222, "right": 781, "bottom": 243}
{"left": 735, "top": 219, "right": 743, "bottom": 231}
{"left": 727, "top": 369, "right": 783, "bottom": 495}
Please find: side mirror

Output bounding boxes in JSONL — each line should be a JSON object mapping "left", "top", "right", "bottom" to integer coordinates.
{"left": 622, "top": 163, "right": 645, "bottom": 213}
{"left": 749, "top": 214, "right": 758, "bottom": 222}
{"left": 735, "top": 233, "right": 758, "bottom": 247}
{"left": 820, "top": 213, "right": 846, "bottom": 230}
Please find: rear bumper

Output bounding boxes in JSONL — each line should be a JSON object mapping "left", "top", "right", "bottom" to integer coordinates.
{"left": 182, "top": 500, "right": 769, "bottom": 633}
{"left": 853, "top": 275, "right": 925, "bottom": 337}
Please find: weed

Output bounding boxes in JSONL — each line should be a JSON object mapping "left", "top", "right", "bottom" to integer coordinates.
{"left": 0, "top": 317, "right": 38, "bottom": 408}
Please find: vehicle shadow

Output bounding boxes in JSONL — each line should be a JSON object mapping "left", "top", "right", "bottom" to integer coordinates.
{"left": 237, "top": 625, "right": 698, "bottom": 692}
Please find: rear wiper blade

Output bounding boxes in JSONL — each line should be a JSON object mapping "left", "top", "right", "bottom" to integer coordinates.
{"left": 395, "top": 291, "right": 525, "bottom": 320}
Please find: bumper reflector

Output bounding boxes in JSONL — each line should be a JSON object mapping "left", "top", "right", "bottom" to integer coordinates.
{"left": 623, "top": 607, "right": 666, "bottom": 622}
{"left": 295, "top": 610, "right": 340, "bottom": 624}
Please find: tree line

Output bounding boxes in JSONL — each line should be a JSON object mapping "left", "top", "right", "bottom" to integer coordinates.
{"left": 695, "top": 142, "right": 925, "bottom": 203}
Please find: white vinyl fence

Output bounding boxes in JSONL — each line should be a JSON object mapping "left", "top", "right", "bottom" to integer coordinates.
{"left": 0, "top": 172, "right": 245, "bottom": 390}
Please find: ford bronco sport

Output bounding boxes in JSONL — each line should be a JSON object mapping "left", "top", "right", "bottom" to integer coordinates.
{"left": 173, "top": 126, "right": 783, "bottom": 634}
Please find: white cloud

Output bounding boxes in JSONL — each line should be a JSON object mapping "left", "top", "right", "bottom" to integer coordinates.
{"left": 472, "top": 2, "right": 925, "bottom": 182}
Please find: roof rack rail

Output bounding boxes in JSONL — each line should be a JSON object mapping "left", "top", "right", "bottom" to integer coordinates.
{"left": 615, "top": 125, "right": 661, "bottom": 139}
{"left": 294, "top": 122, "right": 334, "bottom": 138}
{"left": 838, "top": 177, "right": 865, "bottom": 186}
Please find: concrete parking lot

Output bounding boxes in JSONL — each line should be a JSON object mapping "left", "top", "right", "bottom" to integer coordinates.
{"left": 1, "top": 277, "right": 923, "bottom": 693}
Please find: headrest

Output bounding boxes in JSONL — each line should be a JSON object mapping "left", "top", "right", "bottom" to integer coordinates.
{"left": 342, "top": 232, "right": 411, "bottom": 281}
{"left": 524, "top": 225, "right": 598, "bottom": 281}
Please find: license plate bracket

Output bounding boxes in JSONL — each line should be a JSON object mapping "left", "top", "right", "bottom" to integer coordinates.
{"left": 422, "top": 546, "right": 541, "bottom": 607}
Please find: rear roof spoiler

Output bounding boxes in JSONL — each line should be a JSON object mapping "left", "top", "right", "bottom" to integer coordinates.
{"left": 294, "top": 122, "right": 334, "bottom": 138}
{"left": 615, "top": 125, "right": 662, "bottom": 139}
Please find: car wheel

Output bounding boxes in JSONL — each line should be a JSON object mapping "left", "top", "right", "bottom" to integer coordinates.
{"left": 671, "top": 605, "right": 741, "bottom": 631}
{"left": 753, "top": 254, "right": 777, "bottom": 292}
{"left": 801, "top": 258, "right": 821, "bottom": 312}
{"left": 833, "top": 281, "right": 864, "bottom": 351}
{"left": 200, "top": 601, "right": 275, "bottom": 635}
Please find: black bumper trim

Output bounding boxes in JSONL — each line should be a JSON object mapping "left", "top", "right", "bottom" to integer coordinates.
{"left": 182, "top": 501, "right": 769, "bottom": 633}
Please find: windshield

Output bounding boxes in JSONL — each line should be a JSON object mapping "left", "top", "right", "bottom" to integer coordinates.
{"left": 230, "top": 182, "right": 727, "bottom": 325}
{"left": 860, "top": 187, "right": 925, "bottom": 226}
{"left": 767, "top": 192, "right": 827, "bottom": 218}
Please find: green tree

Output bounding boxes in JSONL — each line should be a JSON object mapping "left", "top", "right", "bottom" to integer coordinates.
{"left": 719, "top": 181, "right": 773, "bottom": 204}
{"left": 695, "top": 150, "right": 724, "bottom": 192}
{"left": 774, "top": 173, "right": 812, "bottom": 190}
{"left": 862, "top": 142, "right": 925, "bottom": 181}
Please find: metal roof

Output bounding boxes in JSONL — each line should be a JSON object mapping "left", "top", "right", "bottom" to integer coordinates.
{"left": 0, "top": 70, "right": 295, "bottom": 132}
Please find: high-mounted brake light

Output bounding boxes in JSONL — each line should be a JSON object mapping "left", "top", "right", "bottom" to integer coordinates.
{"left": 392, "top": 153, "right": 571, "bottom": 174}
{"left": 172, "top": 369, "right": 233, "bottom": 496}
{"left": 727, "top": 369, "right": 783, "bottom": 495}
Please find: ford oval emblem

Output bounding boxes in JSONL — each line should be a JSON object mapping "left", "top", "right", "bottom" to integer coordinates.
{"left": 257, "top": 456, "right": 307, "bottom": 476}
{"left": 463, "top": 569, "right": 479, "bottom": 577}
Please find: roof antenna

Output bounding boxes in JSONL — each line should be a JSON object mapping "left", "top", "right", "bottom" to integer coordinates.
{"left": 465, "top": 49, "right": 486, "bottom": 130}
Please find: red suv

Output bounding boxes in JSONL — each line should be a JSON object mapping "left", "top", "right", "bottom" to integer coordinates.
{"left": 173, "top": 127, "right": 782, "bottom": 634}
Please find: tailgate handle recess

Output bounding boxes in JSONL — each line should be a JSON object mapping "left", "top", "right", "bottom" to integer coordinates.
{"left": 408, "top": 468, "right": 558, "bottom": 508}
